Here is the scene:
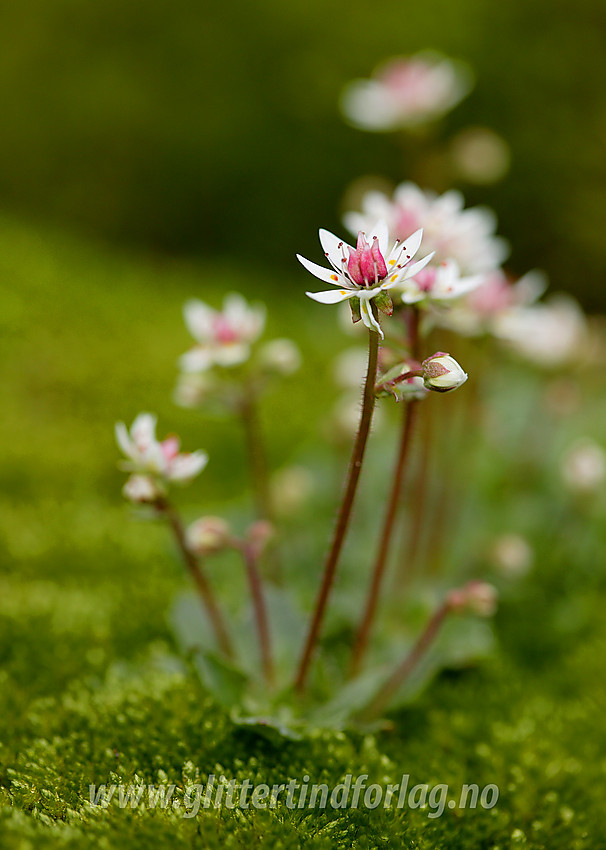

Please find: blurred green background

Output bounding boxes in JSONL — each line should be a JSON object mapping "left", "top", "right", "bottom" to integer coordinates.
{"left": 0, "top": 0, "right": 605, "bottom": 305}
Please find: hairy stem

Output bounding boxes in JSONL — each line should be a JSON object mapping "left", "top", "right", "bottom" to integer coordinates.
{"left": 349, "top": 399, "right": 419, "bottom": 676}
{"left": 295, "top": 325, "right": 380, "bottom": 693}
{"left": 156, "top": 498, "right": 234, "bottom": 660}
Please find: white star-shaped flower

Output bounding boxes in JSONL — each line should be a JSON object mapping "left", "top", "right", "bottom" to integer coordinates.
{"left": 297, "top": 220, "right": 433, "bottom": 338}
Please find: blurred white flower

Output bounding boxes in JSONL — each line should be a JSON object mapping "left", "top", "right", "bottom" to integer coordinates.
{"left": 340, "top": 52, "right": 472, "bottom": 131}
{"left": 270, "top": 466, "right": 315, "bottom": 518}
{"left": 180, "top": 293, "right": 266, "bottom": 373}
{"left": 333, "top": 347, "right": 368, "bottom": 390}
{"left": 492, "top": 294, "right": 587, "bottom": 368}
{"left": 401, "top": 259, "right": 484, "bottom": 305}
{"left": 437, "top": 269, "right": 547, "bottom": 337}
{"left": 490, "top": 533, "right": 533, "bottom": 577}
{"left": 449, "top": 127, "right": 510, "bottom": 185}
{"left": 298, "top": 221, "right": 433, "bottom": 337}
{"left": 421, "top": 352, "right": 468, "bottom": 393}
{"left": 258, "top": 338, "right": 302, "bottom": 375}
{"left": 173, "top": 372, "right": 216, "bottom": 408}
{"left": 344, "top": 182, "right": 508, "bottom": 276}
{"left": 115, "top": 413, "right": 208, "bottom": 484}
{"left": 561, "top": 438, "right": 606, "bottom": 495}
{"left": 328, "top": 392, "right": 385, "bottom": 440}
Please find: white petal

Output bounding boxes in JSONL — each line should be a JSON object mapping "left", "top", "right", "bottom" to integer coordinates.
{"left": 297, "top": 254, "right": 345, "bottom": 286}
{"left": 131, "top": 413, "right": 158, "bottom": 446}
{"left": 398, "top": 251, "right": 435, "bottom": 281}
{"left": 115, "top": 421, "right": 135, "bottom": 459}
{"left": 359, "top": 297, "right": 383, "bottom": 338}
{"left": 179, "top": 347, "right": 214, "bottom": 373}
{"left": 168, "top": 451, "right": 209, "bottom": 482}
{"left": 306, "top": 289, "right": 355, "bottom": 305}
{"left": 183, "top": 299, "right": 215, "bottom": 342}
{"left": 319, "top": 229, "right": 352, "bottom": 270}
{"left": 387, "top": 228, "right": 423, "bottom": 264}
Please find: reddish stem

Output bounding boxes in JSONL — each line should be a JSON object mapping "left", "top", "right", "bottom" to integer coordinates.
{"left": 239, "top": 541, "right": 274, "bottom": 686}
{"left": 156, "top": 498, "right": 234, "bottom": 660}
{"left": 295, "top": 325, "right": 380, "bottom": 693}
{"left": 349, "top": 399, "right": 419, "bottom": 676}
{"left": 357, "top": 598, "right": 451, "bottom": 722}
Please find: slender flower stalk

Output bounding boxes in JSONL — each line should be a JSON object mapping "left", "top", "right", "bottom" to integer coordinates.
{"left": 349, "top": 399, "right": 419, "bottom": 676}
{"left": 239, "top": 389, "right": 273, "bottom": 522}
{"left": 238, "top": 540, "right": 275, "bottom": 687}
{"left": 156, "top": 497, "right": 234, "bottom": 660}
{"left": 357, "top": 597, "right": 451, "bottom": 723}
{"left": 349, "top": 309, "right": 420, "bottom": 676}
{"left": 295, "top": 323, "right": 380, "bottom": 693}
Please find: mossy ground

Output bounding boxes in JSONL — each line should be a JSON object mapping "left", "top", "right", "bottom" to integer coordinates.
{"left": 1, "top": 216, "right": 606, "bottom": 848}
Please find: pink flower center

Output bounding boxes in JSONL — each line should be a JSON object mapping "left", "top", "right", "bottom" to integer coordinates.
{"left": 161, "top": 435, "right": 180, "bottom": 462}
{"left": 347, "top": 232, "right": 388, "bottom": 287}
{"left": 212, "top": 316, "right": 240, "bottom": 344}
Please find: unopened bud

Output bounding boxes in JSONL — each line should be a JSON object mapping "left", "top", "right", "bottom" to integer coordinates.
{"left": 448, "top": 581, "right": 498, "bottom": 617}
{"left": 186, "top": 516, "right": 232, "bottom": 556}
{"left": 122, "top": 474, "right": 162, "bottom": 504}
{"left": 422, "top": 352, "right": 468, "bottom": 393}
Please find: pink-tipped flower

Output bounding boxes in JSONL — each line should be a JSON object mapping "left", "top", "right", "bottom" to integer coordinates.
{"left": 297, "top": 220, "right": 433, "bottom": 337}
{"left": 344, "top": 182, "right": 508, "bottom": 276}
{"left": 340, "top": 52, "right": 473, "bottom": 132}
{"left": 180, "top": 293, "right": 266, "bottom": 373}
{"left": 115, "top": 413, "right": 208, "bottom": 485}
{"left": 448, "top": 581, "right": 498, "bottom": 617}
{"left": 421, "top": 352, "right": 468, "bottom": 392}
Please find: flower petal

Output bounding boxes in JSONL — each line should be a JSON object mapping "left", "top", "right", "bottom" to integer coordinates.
{"left": 306, "top": 289, "right": 355, "bottom": 304}
{"left": 297, "top": 254, "right": 346, "bottom": 286}
{"left": 397, "top": 251, "right": 435, "bottom": 282}
{"left": 359, "top": 297, "right": 384, "bottom": 338}
{"left": 319, "top": 229, "right": 352, "bottom": 271}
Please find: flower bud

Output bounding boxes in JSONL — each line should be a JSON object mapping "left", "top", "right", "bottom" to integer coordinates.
{"left": 185, "top": 516, "right": 232, "bottom": 556}
{"left": 448, "top": 581, "right": 498, "bottom": 617}
{"left": 421, "top": 352, "right": 468, "bottom": 392}
{"left": 122, "top": 474, "right": 163, "bottom": 504}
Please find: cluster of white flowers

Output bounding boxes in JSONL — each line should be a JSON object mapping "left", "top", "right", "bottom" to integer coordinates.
{"left": 340, "top": 51, "right": 472, "bottom": 132}
{"left": 344, "top": 183, "right": 508, "bottom": 277}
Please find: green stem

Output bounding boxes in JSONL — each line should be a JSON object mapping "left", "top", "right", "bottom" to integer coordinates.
{"left": 295, "top": 325, "right": 380, "bottom": 693}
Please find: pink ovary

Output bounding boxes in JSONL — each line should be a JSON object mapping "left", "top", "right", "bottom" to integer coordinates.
{"left": 347, "top": 233, "right": 388, "bottom": 286}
